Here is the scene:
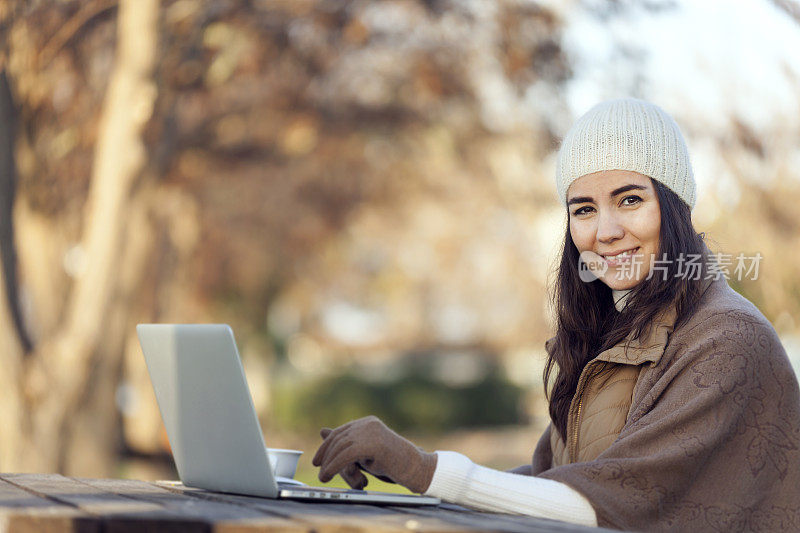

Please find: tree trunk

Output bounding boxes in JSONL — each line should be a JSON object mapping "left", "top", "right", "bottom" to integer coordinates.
{"left": 0, "top": 0, "right": 158, "bottom": 474}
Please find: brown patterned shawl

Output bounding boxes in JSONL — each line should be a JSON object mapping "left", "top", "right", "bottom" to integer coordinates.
{"left": 531, "top": 276, "right": 800, "bottom": 531}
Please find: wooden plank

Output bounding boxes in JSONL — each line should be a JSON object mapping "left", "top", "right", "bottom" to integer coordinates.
{"left": 0, "top": 475, "right": 97, "bottom": 533}
{"left": 1, "top": 475, "right": 611, "bottom": 533}
{"left": 2, "top": 475, "right": 301, "bottom": 532}
{"left": 153, "top": 480, "right": 612, "bottom": 532}
{"left": 3, "top": 474, "right": 209, "bottom": 533}
{"left": 153, "top": 481, "right": 480, "bottom": 532}
{"left": 0, "top": 513, "right": 98, "bottom": 533}
{"left": 0, "top": 477, "right": 69, "bottom": 509}
{"left": 153, "top": 481, "right": 396, "bottom": 517}
{"left": 394, "top": 505, "right": 615, "bottom": 533}
{"left": 76, "top": 478, "right": 303, "bottom": 533}
{"left": 387, "top": 506, "right": 538, "bottom": 533}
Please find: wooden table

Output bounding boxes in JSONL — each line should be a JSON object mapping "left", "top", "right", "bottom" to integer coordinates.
{"left": 0, "top": 473, "right": 614, "bottom": 532}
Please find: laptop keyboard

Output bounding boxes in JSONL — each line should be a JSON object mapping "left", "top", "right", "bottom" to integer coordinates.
{"left": 278, "top": 483, "right": 367, "bottom": 494}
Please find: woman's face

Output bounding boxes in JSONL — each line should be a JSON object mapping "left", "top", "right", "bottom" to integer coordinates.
{"left": 567, "top": 170, "right": 661, "bottom": 290}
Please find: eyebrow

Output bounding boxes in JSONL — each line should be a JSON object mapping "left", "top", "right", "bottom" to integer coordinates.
{"left": 567, "top": 184, "right": 647, "bottom": 206}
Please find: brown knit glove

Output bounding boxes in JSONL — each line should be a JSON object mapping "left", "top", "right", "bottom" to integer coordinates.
{"left": 312, "top": 416, "right": 437, "bottom": 494}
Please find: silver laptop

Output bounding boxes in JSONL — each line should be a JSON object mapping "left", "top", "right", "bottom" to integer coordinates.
{"left": 136, "top": 323, "right": 440, "bottom": 506}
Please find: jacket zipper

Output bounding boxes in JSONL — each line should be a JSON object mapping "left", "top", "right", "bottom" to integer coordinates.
{"left": 570, "top": 395, "right": 583, "bottom": 462}
{"left": 569, "top": 361, "right": 594, "bottom": 462}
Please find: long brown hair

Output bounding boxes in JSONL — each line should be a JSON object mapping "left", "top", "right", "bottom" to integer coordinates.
{"left": 544, "top": 179, "right": 707, "bottom": 440}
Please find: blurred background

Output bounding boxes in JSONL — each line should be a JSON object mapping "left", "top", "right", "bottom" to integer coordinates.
{"left": 1, "top": 0, "right": 800, "bottom": 489}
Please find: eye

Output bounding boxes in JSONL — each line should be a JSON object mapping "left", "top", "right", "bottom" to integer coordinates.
{"left": 571, "top": 205, "right": 594, "bottom": 216}
{"left": 620, "top": 195, "right": 643, "bottom": 207}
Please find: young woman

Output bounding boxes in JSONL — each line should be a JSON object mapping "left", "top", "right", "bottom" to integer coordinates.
{"left": 312, "top": 98, "right": 800, "bottom": 530}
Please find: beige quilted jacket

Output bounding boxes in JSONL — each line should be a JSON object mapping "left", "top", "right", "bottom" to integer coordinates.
{"left": 547, "top": 304, "right": 678, "bottom": 466}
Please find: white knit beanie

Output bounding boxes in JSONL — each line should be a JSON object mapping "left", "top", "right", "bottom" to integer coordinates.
{"left": 555, "top": 98, "right": 696, "bottom": 209}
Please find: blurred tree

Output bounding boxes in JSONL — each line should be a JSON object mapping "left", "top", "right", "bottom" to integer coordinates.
{"left": 0, "top": 0, "right": 158, "bottom": 475}
{"left": 0, "top": 0, "right": 572, "bottom": 474}
{"left": 0, "top": 70, "right": 28, "bottom": 353}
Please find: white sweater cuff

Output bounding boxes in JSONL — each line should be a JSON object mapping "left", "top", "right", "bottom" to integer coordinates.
{"left": 425, "top": 451, "right": 597, "bottom": 527}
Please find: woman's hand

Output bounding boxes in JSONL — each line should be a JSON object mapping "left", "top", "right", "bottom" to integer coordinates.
{"left": 312, "top": 415, "right": 437, "bottom": 494}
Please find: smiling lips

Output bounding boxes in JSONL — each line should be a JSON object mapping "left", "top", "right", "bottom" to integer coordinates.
{"left": 601, "top": 247, "right": 640, "bottom": 266}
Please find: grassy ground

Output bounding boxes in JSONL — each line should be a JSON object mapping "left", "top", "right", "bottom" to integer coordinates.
{"left": 293, "top": 464, "right": 412, "bottom": 494}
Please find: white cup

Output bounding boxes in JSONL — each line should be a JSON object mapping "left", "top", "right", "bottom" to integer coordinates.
{"left": 266, "top": 448, "right": 303, "bottom": 479}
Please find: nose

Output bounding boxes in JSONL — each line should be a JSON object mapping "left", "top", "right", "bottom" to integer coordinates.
{"left": 596, "top": 209, "right": 625, "bottom": 243}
